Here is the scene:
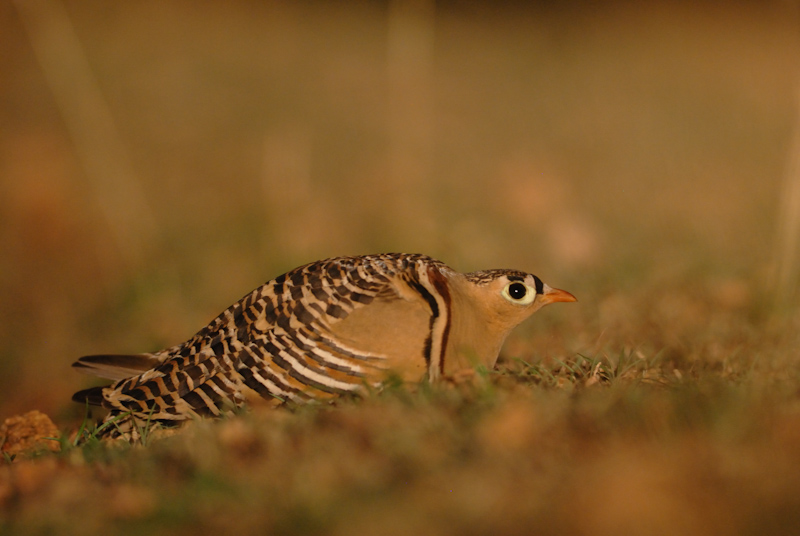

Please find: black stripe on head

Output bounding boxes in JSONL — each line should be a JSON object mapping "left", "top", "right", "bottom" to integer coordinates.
{"left": 533, "top": 275, "right": 544, "bottom": 295}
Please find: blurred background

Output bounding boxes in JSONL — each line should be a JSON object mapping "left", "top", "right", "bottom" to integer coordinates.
{"left": 0, "top": 0, "right": 798, "bottom": 423}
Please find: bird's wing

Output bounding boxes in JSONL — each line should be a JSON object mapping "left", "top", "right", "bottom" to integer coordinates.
{"left": 72, "top": 254, "right": 452, "bottom": 419}
{"left": 231, "top": 254, "right": 452, "bottom": 399}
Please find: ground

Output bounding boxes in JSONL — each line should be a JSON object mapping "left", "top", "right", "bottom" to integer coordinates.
{"left": 1, "top": 1, "right": 800, "bottom": 534}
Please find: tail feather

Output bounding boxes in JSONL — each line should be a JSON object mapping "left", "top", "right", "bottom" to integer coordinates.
{"left": 72, "top": 386, "right": 106, "bottom": 406}
{"left": 72, "top": 354, "right": 159, "bottom": 381}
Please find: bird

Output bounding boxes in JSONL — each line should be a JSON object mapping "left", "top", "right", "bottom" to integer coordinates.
{"left": 72, "top": 253, "right": 576, "bottom": 440}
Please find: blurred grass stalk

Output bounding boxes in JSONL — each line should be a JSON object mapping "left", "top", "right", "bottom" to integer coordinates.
{"left": 385, "top": 0, "right": 436, "bottom": 239}
{"left": 774, "top": 83, "right": 800, "bottom": 310}
{"left": 14, "top": 0, "right": 157, "bottom": 269}
{"left": 387, "top": 0, "right": 435, "bottom": 183}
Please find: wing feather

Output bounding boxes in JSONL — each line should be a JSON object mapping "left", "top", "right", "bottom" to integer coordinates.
{"left": 71, "top": 254, "right": 450, "bottom": 437}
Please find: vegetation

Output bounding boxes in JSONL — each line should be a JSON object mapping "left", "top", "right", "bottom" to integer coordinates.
{"left": 4, "top": 344, "right": 800, "bottom": 535}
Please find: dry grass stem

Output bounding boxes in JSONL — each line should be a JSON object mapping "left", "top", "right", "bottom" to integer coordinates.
{"left": 773, "top": 83, "right": 800, "bottom": 307}
{"left": 13, "top": 0, "right": 157, "bottom": 267}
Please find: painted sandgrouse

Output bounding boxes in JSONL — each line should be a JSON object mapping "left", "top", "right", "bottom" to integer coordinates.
{"left": 73, "top": 253, "right": 576, "bottom": 439}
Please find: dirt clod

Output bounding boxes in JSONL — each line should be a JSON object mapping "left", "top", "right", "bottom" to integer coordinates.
{"left": 1, "top": 411, "right": 60, "bottom": 459}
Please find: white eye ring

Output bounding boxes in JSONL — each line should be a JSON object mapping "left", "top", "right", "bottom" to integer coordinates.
{"left": 501, "top": 282, "right": 536, "bottom": 305}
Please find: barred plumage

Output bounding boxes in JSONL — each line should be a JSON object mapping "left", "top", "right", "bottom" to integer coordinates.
{"left": 72, "top": 253, "right": 576, "bottom": 440}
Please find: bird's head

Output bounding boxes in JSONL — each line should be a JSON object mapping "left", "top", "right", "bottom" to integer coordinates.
{"left": 463, "top": 269, "right": 577, "bottom": 331}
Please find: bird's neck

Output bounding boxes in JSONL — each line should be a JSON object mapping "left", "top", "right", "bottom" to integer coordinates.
{"left": 443, "top": 278, "right": 510, "bottom": 375}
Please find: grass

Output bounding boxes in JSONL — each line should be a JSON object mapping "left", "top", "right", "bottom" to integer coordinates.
{"left": 2, "top": 1, "right": 800, "bottom": 534}
{"left": 4, "top": 349, "right": 800, "bottom": 535}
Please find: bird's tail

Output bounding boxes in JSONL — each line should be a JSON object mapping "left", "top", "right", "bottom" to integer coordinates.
{"left": 72, "top": 385, "right": 106, "bottom": 406}
{"left": 71, "top": 353, "right": 160, "bottom": 381}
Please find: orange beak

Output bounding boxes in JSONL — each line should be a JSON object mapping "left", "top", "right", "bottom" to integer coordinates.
{"left": 540, "top": 287, "right": 577, "bottom": 305}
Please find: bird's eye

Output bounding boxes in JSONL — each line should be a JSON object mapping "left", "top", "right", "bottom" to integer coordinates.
{"left": 502, "top": 282, "right": 536, "bottom": 305}
{"left": 508, "top": 283, "right": 527, "bottom": 299}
